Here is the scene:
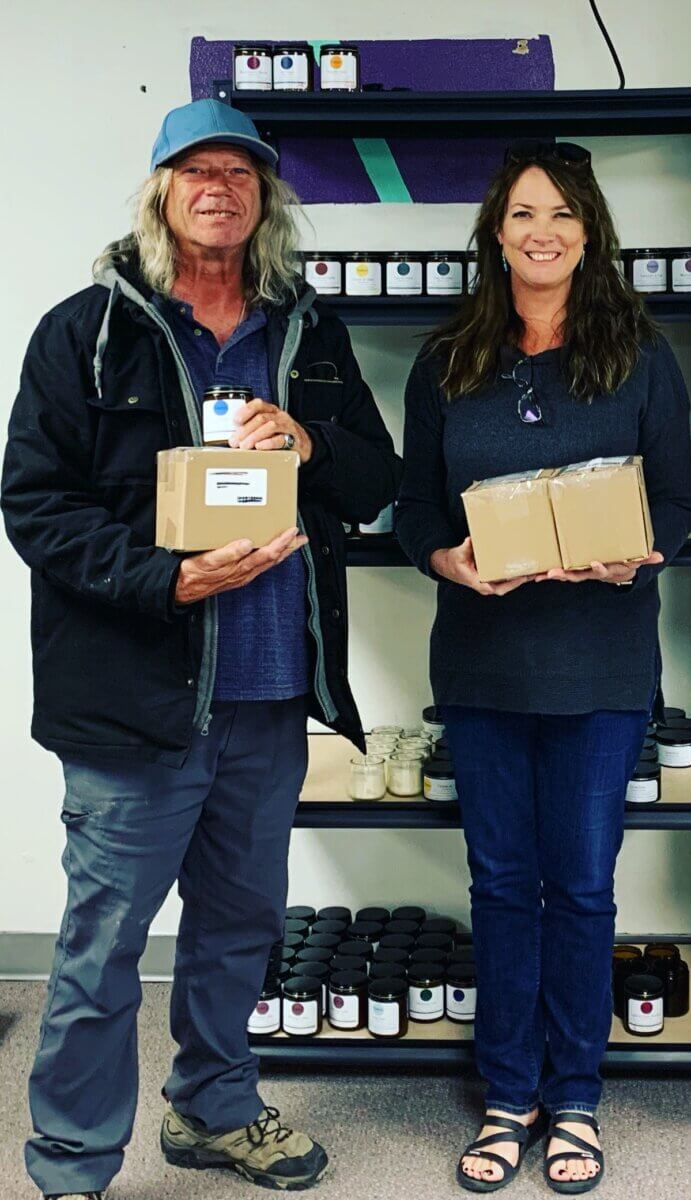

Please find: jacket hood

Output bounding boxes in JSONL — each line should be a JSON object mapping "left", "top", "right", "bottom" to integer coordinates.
{"left": 91, "top": 235, "right": 318, "bottom": 398}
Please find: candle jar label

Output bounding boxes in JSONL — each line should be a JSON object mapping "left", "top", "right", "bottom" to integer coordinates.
{"left": 328, "top": 991, "right": 361, "bottom": 1029}
{"left": 234, "top": 54, "right": 272, "bottom": 90}
{"left": 446, "top": 983, "right": 476, "bottom": 1020}
{"left": 368, "top": 998, "right": 400, "bottom": 1035}
{"left": 657, "top": 742, "right": 691, "bottom": 767}
{"left": 203, "top": 397, "right": 246, "bottom": 443}
{"left": 426, "top": 261, "right": 462, "bottom": 294}
{"left": 672, "top": 257, "right": 691, "bottom": 292}
{"left": 408, "top": 983, "right": 444, "bottom": 1020}
{"left": 273, "top": 53, "right": 310, "bottom": 89}
{"left": 424, "top": 775, "right": 457, "bottom": 802}
{"left": 305, "top": 259, "right": 342, "bottom": 294}
{"left": 247, "top": 996, "right": 280, "bottom": 1033}
{"left": 320, "top": 52, "right": 358, "bottom": 90}
{"left": 632, "top": 258, "right": 667, "bottom": 292}
{"left": 282, "top": 998, "right": 319, "bottom": 1034}
{"left": 627, "top": 995, "right": 663, "bottom": 1034}
{"left": 386, "top": 260, "right": 423, "bottom": 295}
{"left": 625, "top": 777, "right": 659, "bottom": 804}
{"left": 345, "top": 262, "right": 382, "bottom": 296}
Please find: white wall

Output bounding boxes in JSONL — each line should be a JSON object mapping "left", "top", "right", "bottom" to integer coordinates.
{"left": 1, "top": 1, "right": 690, "bottom": 942}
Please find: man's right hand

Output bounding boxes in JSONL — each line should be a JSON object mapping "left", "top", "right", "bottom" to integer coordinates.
{"left": 174, "top": 527, "right": 308, "bottom": 605}
{"left": 430, "top": 537, "right": 532, "bottom": 597}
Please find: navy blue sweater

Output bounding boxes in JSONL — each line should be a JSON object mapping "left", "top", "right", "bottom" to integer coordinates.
{"left": 396, "top": 337, "right": 691, "bottom": 714}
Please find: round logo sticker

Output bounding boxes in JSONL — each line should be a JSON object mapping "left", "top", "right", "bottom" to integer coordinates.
{"left": 646, "top": 260, "right": 659, "bottom": 273}
{"left": 281, "top": 56, "right": 294, "bottom": 69}
{"left": 256, "top": 1001, "right": 269, "bottom": 1015}
{"left": 333, "top": 995, "right": 345, "bottom": 1009}
{"left": 437, "top": 262, "right": 451, "bottom": 276}
{"left": 397, "top": 262, "right": 411, "bottom": 276}
{"left": 420, "top": 988, "right": 433, "bottom": 1002}
{"left": 315, "top": 261, "right": 329, "bottom": 276}
{"left": 213, "top": 399, "right": 229, "bottom": 415}
{"left": 640, "top": 1001, "right": 653, "bottom": 1014}
{"left": 247, "top": 56, "right": 261, "bottom": 70}
{"left": 355, "top": 263, "right": 370, "bottom": 277}
{"left": 291, "top": 1002, "right": 304, "bottom": 1016}
{"left": 330, "top": 55, "right": 343, "bottom": 69}
{"left": 453, "top": 989, "right": 466, "bottom": 1002}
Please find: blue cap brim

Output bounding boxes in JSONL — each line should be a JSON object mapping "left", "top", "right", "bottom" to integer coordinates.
{"left": 152, "top": 131, "right": 278, "bottom": 172}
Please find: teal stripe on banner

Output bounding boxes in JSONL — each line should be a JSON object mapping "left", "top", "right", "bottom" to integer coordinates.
{"left": 353, "top": 138, "right": 413, "bottom": 203}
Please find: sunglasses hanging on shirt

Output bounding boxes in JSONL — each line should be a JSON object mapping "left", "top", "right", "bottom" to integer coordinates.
{"left": 503, "top": 140, "right": 592, "bottom": 170}
{"left": 500, "top": 356, "right": 544, "bottom": 425}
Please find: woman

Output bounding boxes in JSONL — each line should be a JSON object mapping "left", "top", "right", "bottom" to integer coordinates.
{"left": 396, "top": 141, "right": 691, "bottom": 1194}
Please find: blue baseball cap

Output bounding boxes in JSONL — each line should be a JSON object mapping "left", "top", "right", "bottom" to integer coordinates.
{"left": 150, "top": 98, "right": 278, "bottom": 172}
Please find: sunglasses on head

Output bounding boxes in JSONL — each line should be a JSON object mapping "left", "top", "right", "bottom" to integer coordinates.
{"left": 503, "top": 140, "right": 592, "bottom": 169}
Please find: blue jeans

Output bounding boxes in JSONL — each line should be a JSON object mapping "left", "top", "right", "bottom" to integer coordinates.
{"left": 25, "top": 697, "right": 308, "bottom": 1198}
{"left": 442, "top": 706, "right": 648, "bottom": 1116}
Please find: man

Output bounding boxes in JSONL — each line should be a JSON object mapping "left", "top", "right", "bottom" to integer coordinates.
{"left": 2, "top": 98, "right": 400, "bottom": 1200}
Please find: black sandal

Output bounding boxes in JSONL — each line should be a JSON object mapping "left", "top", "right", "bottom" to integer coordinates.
{"left": 457, "top": 1111, "right": 546, "bottom": 1193}
{"left": 544, "top": 1111, "right": 604, "bottom": 1194}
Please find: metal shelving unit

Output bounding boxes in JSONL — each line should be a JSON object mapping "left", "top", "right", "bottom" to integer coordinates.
{"left": 217, "top": 82, "right": 691, "bottom": 1070}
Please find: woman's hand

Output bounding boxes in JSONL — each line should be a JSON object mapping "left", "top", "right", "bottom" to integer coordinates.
{"left": 534, "top": 550, "right": 663, "bottom": 585}
{"left": 230, "top": 398, "right": 313, "bottom": 464}
{"left": 430, "top": 537, "right": 533, "bottom": 596}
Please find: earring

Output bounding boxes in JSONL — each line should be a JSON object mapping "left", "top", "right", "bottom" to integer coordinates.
{"left": 501, "top": 251, "right": 509, "bottom": 273}
{"left": 579, "top": 245, "right": 586, "bottom": 271}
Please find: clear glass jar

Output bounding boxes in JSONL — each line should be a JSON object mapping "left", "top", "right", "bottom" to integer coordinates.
{"left": 400, "top": 726, "right": 429, "bottom": 740}
{"left": 391, "top": 746, "right": 426, "bottom": 762}
{"left": 371, "top": 725, "right": 403, "bottom": 738}
{"left": 387, "top": 756, "right": 423, "bottom": 797}
{"left": 365, "top": 737, "right": 398, "bottom": 760}
{"left": 348, "top": 755, "right": 386, "bottom": 800}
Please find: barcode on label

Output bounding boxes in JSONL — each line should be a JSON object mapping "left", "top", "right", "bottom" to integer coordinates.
{"left": 238, "top": 496, "right": 263, "bottom": 503}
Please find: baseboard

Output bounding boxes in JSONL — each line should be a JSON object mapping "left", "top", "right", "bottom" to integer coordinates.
{"left": 0, "top": 932, "right": 177, "bottom": 981}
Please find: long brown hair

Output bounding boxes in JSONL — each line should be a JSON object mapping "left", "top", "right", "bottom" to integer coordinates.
{"left": 425, "top": 157, "right": 657, "bottom": 401}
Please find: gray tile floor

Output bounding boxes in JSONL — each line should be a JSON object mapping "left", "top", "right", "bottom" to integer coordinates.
{"left": 1, "top": 981, "right": 689, "bottom": 1200}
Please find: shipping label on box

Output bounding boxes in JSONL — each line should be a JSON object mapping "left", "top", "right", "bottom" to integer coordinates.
{"left": 548, "top": 456, "right": 653, "bottom": 570}
{"left": 155, "top": 447, "right": 299, "bottom": 552}
{"left": 462, "top": 469, "right": 561, "bottom": 582}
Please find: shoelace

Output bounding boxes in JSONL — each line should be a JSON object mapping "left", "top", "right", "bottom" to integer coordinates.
{"left": 246, "top": 1105, "right": 293, "bottom": 1147}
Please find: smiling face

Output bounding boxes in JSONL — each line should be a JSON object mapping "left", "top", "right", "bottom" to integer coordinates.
{"left": 497, "top": 165, "right": 587, "bottom": 291}
{"left": 164, "top": 143, "right": 262, "bottom": 256}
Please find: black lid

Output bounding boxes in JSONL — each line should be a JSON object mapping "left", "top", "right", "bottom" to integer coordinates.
{"left": 318, "top": 906, "right": 353, "bottom": 923}
{"left": 280, "top": 947, "right": 297, "bottom": 964}
{"left": 295, "top": 961, "right": 329, "bottom": 980}
{"left": 286, "top": 906, "right": 316, "bottom": 923}
{"left": 663, "top": 706, "right": 686, "bottom": 720}
{"left": 417, "top": 933, "right": 454, "bottom": 951}
{"left": 337, "top": 940, "right": 373, "bottom": 959}
{"left": 283, "top": 975, "right": 322, "bottom": 999}
{"left": 320, "top": 43, "right": 360, "bottom": 53}
{"left": 385, "top": 920, "right": 420, "bottom": 936}
{"left": 296, "top": 947, "right": 332, "bottom": 964}
{"left": 283, "top": 933, "right": 304, "bottom": 950}
{"left": 623, "top": 973, "right": 664, "bottom": 997}
{"left": 272, "top": 962, "right": 292, "bottom": 983}
{"left": 424, "top": 760, "right": 455, "bottom": 779}
{"left": 379, "top": 934, "right": 416, "bottom": 951}
{"left": 391, "top": 906, "right": 426, "bottom": 923}
{"left": 306, "top": 933, "right": 341, "bottom": 950}
{"left": 407, "top": 964, "right": 444, "bottom": 985}
{"left": 311, "top": 920, "right": 348, "bottom": 936}
{"left": 273, "top": 42, "right": 312, "bottom": 52}
{"left": 373, "top": 946, "right": 410, "bottom": 964}
{"left": 368, "top": 976, "right": 408, "bottom": 1000}
{"left": 346, "top": 251, "right": 380, "bottom": 260}
{"left": 446, "top": 962, "right": 476, "bottom": 983}
{"left": 448, "top": 946, "right": 476, "bottom": 965}
{"left": 203, "top": 384, "right": 254, "bottom": 398}
{"left": 638, "top": 746, "right": 658, "bottom": 762}
{"left": 435, "top": 736, "right": 449, "bottom": 751}
{"left": 303, "top": 251, "right": 343, "bottom": 261}
{"left": 420, "top": 917, "right": 457, "bottom": 936}
{"left": 630, "top": 761, "right": 660, "bottom": 780}
{"left": 388, "top": 251, "right": 423, "bottom": 260}
{"left": 410, "top": 948, "right": 447, "bottom": 967}
{"left": 466, "top": 250, "right": 479, "bottom": 259}
{"left": 257, "top": 980, "right": 282, "bottom": 997}
{"left": 234, "top": 43, "right": 272, "bottom": 53}
{"left": 284, "top": 918, "right": 309, "bottom": 935}
{"left": 369, "top": 961, "right": 407, "bottom": 980}
{"left": 356, "top": 907, "right": 390, "bottom": 923}
{"left": 330, "top": 954, "right": 359, "bottom": 973}
{"left": 347, "top": 921, "right": 384, "bottom": 940}
{"left": 612, "top": 943, "right": 643, "bottom": 960}
{"left": 643, "top": 736, "right": 657, "bottom": 749}
{"left": 426, "top": 252, "right": 462, "bottom": 261}
{"left": 330, "top": 970, "right": 367, "bottom": 991}
{"left": 422, "top": 705, "right": 444, "bottom": 720}
{"left": 658, "top": 716, "right": 691, "bottom": 730}
{"left": 656, "top": 726, "right": 691, "bottom": 745}
{"left": 630, "top": 248, "right": 669, "bottom": 256}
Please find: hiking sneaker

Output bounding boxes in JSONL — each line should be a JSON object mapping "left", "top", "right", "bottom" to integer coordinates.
{"left": 160, "top": 1103, "right": 328, "bottom": 1190}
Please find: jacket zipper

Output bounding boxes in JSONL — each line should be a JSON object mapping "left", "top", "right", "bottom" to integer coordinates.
{"left": 278, "top": 315, "right": 338, "bottom": 724}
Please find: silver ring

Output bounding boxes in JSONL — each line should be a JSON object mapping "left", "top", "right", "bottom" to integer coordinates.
{"left": 282, "top": 432, "right": 296, "bottom": 450}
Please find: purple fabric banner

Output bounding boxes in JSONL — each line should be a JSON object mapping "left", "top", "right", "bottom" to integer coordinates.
{"left": 189, "top": 37, "right": 554, "bottom": 203}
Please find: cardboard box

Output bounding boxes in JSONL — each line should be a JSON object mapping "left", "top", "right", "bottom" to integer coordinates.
{"left": 156, "top": 447, "right": 299, "bottom": 552}
{"left": 462, "top": 469, "right": 561, "bottom": 582}
{"left": 548, "top": 456, "right": 653, "bottom": 570}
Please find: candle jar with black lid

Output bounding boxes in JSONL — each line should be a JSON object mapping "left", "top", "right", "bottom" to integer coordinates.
{"left": 319, "top": 44, "right": 361, "bottom": 92}
{"left": 328, "top": 970, "right": 368, "bottom": 1030}
{"left": 311, "top": 919, "right": 348, "bottom": 938}
{"left": 294, "top": 960, "right": 330, "bottom": 1009}
{"left": 373, "top": 946, "right": 410, "bottom": 969}
{"left": 385, "top": 919, "right": 420, "bottom": 938}
{"left": 282, "top": 976, "right": 323, "bottom": 1037}
{"left": 346, "top": 920, "right": 384, "bottom": 946}
{"left": 283, "top": 933, "right": 304, "bottom": 952}
{"left": 625, "top": 762, "right": 661, "bottom": 808}
{"left": 272, "top": 43, "right": 314, "bottom": 92}
{"left": 306, "top": 932, "right": 341, "bottom": 952}
{"left": 356, "top": 906, "right": 390, "bottom": 924}
{"left": 247, "top": 982, "right": 282, "bottom": 1034}
{"left": 623, "top": 973, "right": 664, "bottom": 1036}
{"left": 318, "top": 906, "right": 352, "bottom": 924}
{"left": 286, "top": 905, "right": 316, "bottom": 926}
{"left": 407, "top": 965, "right": 445, "bottom": 1022}
{"left": 379, "top": 933, "right": 416, "bottom": 954}
{"left": 369, "top": 960, "right": 407, "bottom": 981}
{"left": 445, "top": 961, "right": 477, "bottom": 1023}
{"left": 417, "top": 932, "right": 455, "bottom": 954}
{"left": 644, "top": 943, "right": 689, "bottom": 1017}
{"left": 368, "top": 977, "right": 408, "bottom": 1038}
{"left": 337, "top": 940, "right": 374, "bottom": 964}
{"left": 284, "top": 918, "right": 309, "bottom": 938}
{"left": 391, "top": 906, "right": 426, "bottom": 924}
{"left": 420, "top": 917, "right": 457, "bottom": 938}
{"left": 612, "top": 944, "right": 643, "bottom": 1018}
{"left": 296, "top": 946, "right": 332, "bottom": 967}
{"left": 233, "top": 44, "right": 272, "bottom": 91}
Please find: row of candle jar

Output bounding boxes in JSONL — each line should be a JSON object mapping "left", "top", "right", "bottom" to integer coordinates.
{"left": 612, "top": 942, "right": 689, "bottom": 1037}
{"left": 248, "top": 957, "right": 476, "bottom": 1038}
{"left": 232, "top": 43, "right": 360, "bottom": 93}
{"left": 621, "top": 248, "right": 691, "bottom": 294}
{"left": 625, "top": 705, "right": 691, "bottom": 808}
{"left": 301, "top": 251, "right": 476, "bottom": 297}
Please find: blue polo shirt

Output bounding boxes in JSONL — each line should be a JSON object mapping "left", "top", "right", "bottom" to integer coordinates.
{"left": 155, "top": 295, "right": 310, "bottom": 702}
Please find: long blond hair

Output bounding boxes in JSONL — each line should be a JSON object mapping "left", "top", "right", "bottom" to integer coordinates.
{"left": 96, "top": 157, "right": 303, "bottom": 306}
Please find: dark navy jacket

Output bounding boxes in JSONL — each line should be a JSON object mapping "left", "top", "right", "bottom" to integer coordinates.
{"left": 2, "top": 240, "right": 400, "bottom": 765}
